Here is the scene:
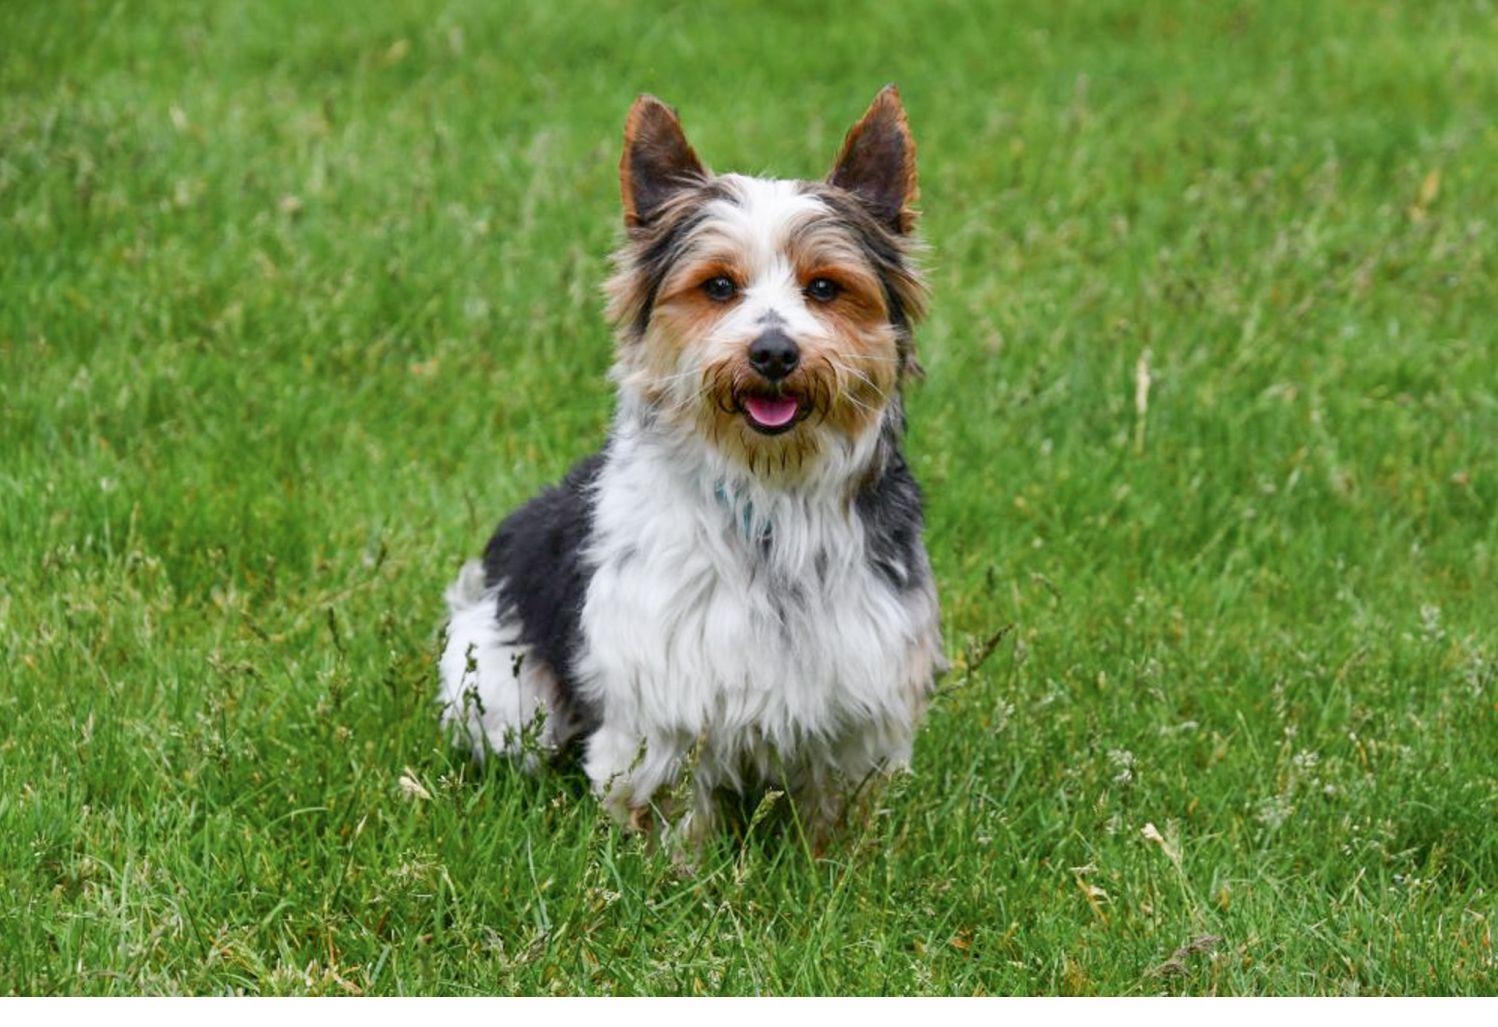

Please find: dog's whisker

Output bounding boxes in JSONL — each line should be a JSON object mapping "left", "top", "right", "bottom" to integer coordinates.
{"left": 655, "top": 366, "right": 708, "bottom": 386}
{"left": 826, "top": 359, "right": 889, "bottom": 401}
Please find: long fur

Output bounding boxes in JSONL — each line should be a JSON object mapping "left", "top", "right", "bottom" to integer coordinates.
{"left": 438, "top": 89, "right": 943, "bottom": 846}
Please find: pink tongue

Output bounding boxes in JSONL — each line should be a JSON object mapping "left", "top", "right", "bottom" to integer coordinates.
{"left": 743, "top": 395, "right": 799, "bottom": 428}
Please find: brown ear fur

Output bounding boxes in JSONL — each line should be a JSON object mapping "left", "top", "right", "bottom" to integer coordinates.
{"left": 828, "top": 85, "right": 918, "bottom": 234}
{"left": 620, "top": 95, "right": 707, "bottom": 228}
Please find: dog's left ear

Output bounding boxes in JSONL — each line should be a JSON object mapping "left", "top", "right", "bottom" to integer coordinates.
{"left": 828, "top": 85, "right": 918, "bottom": 233}
{"left": 620, "top": 95, "right": 707, "bottom": 229}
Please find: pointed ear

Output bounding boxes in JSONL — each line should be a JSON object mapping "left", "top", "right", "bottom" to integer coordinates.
{"left": 619, "top": 95, "right": 707, "bottom": 228}
{"left": 828, "top": 85, "right": 918, "bottom": 233}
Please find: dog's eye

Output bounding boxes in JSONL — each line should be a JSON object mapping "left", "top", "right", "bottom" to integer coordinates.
{"left": 701, "top": 275, "right": 737, "bottom": 302}
{"left": 805, "top": 277, "right": 841, "bottom": 303}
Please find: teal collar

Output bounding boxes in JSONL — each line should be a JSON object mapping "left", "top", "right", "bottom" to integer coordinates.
{"left": 714, "top": 482, "right": 771, "bottom": 546}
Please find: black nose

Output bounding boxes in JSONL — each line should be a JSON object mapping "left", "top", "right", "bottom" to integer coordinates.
{"left": 748, "top": 329, "right": 800, "bottom": 382}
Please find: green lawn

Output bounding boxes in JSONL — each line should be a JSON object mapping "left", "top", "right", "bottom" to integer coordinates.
{"left": 2, "top": 0, "right": 1495, "bottom": 996}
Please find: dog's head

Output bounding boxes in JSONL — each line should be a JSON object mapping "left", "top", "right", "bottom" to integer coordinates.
{"left": 605, "top": 87, "right": 927, "bottom": 480}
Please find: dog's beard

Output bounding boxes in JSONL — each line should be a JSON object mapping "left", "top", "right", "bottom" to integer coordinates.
{"left": 637, "top": 353, "right": 875, "bottom": 481}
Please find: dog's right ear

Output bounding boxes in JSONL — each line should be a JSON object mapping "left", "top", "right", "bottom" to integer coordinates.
{"left": 620, "top": 95, "right": 707, "bottom": 229}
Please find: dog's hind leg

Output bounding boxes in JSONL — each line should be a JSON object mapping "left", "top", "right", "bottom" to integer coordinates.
{"left": 438, "top": 561, "right": 570, "bottom": 768}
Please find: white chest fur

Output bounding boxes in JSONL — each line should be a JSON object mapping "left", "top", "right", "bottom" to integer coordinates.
{"left": 574, "top": 424, "right": 941, "bottom": 809}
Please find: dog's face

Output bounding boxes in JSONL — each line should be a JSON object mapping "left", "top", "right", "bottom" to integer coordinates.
{"left": 606, "top": 88, "right": 927, "bottom": 478}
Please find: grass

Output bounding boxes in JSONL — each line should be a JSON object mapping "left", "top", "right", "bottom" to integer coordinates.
{"left": 2, "top": 0, "right": 1495, "bottom": 996}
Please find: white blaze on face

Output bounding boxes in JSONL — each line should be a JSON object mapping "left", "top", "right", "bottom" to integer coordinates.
{"left": 695, "top": 175, "right": 831, "bottom": 357}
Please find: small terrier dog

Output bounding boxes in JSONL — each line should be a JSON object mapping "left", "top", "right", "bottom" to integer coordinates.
{"left": 439, "top": 87, "right": 942, "bottom": 847}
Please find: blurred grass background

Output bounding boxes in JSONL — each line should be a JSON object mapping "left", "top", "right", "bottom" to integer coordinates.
{"left": 1, "top": 0, "right": 1494, "bottom": 995}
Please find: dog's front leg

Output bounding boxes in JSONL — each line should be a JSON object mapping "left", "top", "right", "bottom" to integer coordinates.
{"left": 787, "top": 765, "right": 851, "bottom": 858}
{"left": 584, "top": 723, "right": 655, "bottom": 828}
{"left": 582, "top": 724, "right": 698, "bottom": 830}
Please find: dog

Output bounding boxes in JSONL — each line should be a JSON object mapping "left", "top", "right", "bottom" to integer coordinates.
{"left": 438, "top": 86, "right": 943, "bottom": 848}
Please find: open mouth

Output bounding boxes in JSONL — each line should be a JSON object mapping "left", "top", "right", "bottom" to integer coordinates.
{"left": 741, "top": 393, "right": 802, "bottom": 435}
